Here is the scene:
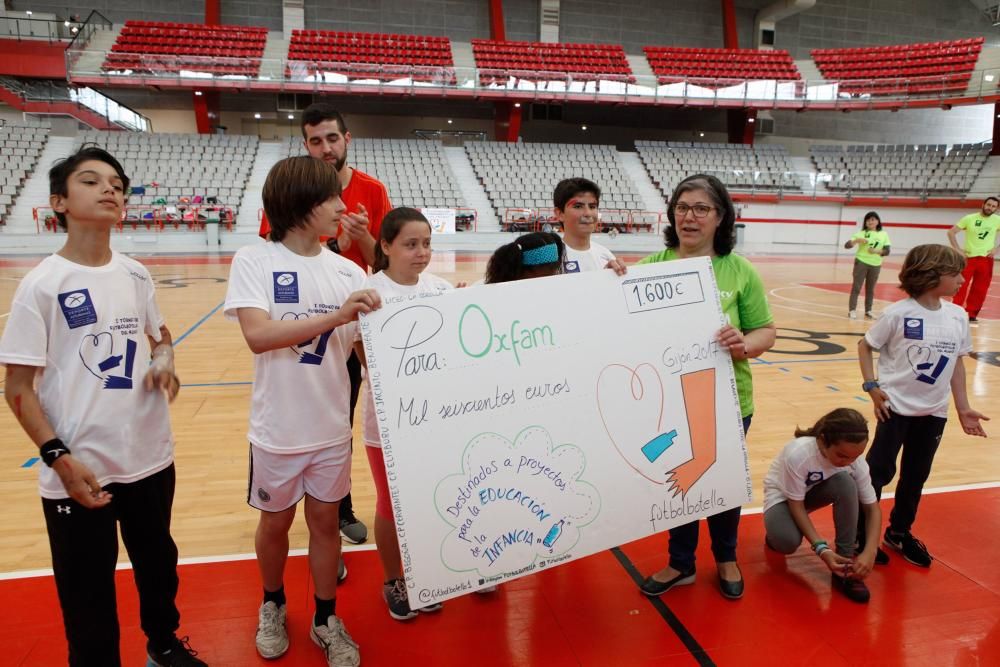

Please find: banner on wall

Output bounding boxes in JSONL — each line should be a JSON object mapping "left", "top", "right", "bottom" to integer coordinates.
{"left": 359, "top": 258, "right": 751, "bottom": 607}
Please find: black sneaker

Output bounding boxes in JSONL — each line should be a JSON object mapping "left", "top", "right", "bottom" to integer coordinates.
{"left": 884, "top": 529, "right": 932, "bottom": 567}
{"left": 969, "top": 317, "right": 979, "bottom": 325}
{"left": 831, "top": 574, "right": 870, "bottom": 603}
{"left": 382, "top": 579, "right": 417, "bottom": 621}
{"left": 875, "top": 547, "right": 890, "bottom": 565}
{"left": 147, "top": 636, "right": 208, "bottom": 667}
{"left": 339, "top": 510, "right": 368, "bottom": 545}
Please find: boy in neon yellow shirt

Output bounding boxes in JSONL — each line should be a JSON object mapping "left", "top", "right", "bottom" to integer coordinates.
{"left": 947, "top": 196, "right": 1000, "bottom": 323}
{"left": 845, "top": 211, "right": 891, "bottom": 320}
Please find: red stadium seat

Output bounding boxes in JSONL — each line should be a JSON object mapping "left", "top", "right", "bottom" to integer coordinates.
{"left": 810, "top": 38, "right": 982, "bottom": 95}
{"left": 103, "top": 21, "right": 266, "bottom": 76}
{"left": 285, "top": 29, "right": 455, "bottom": 83}
{"left": 643, "top": 46, "right": 801, "bottom": 87}
{"left": 470, "top": 39, "right": 634, "bottom": 84}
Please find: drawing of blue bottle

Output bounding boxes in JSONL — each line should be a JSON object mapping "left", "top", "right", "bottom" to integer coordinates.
{"left": 543, "top": 519, "right": 564, "bottom": 548}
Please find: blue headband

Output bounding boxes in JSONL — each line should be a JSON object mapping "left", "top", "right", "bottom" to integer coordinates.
{"left": 520, "top": 243, "right": 559, "bottom": 266}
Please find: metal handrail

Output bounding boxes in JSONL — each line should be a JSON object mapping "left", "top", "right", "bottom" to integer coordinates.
{"left": 66, "top": 10, "right": 112, "bottom": 51}
{"left": 0, "top": 75, "right": 151, "bottom": 132}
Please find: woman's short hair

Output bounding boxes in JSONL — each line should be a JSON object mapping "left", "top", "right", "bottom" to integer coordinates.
{"left": 664, "top": 174, "right": 737, "bottom": 256}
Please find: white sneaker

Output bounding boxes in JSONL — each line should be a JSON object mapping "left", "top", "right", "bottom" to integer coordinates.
{"left": 338, "top": 558, "right": 347, "bottom": 582}
{"left": 310, "top": 615, "right": 360, "bottom": 667}
{"left": 849, "top": 311, "right": 858, "bottom": 319}
{"left": 255, "top": 601, "right": 289, "bottom": 659}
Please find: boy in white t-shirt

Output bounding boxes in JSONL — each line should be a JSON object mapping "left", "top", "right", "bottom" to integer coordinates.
{"left": 763, "top": 408, "right": 881, "bottom": 603}
{"left": 858, "top": 244, "right": 989, "bottom": 568}
{"left": 225, "top": 157, "right": 380, "bottom": 667}
{"left": 0, "top": 147, "right": 205, "bottom": 666}
{"left": 552, "top": 177, "right": 624, "bottom": 274}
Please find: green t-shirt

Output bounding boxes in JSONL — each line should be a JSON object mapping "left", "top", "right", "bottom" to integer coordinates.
{"left": 851, "top": 229, "right": 891, "bottom": 267}
{"left": 957, "top": 213, "right": 1000, "bottom": 257}
{"left": 637, "top": 249, "right": 773, "bottom": 418}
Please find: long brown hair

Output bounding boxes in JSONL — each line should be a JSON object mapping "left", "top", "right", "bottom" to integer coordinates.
{"left": 794, "top": 408, "right": 868, "bottom": 446}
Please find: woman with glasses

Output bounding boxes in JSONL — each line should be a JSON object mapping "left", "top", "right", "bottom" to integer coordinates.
{"left": 636, "top": 173, "right": 776, "bottom": 600}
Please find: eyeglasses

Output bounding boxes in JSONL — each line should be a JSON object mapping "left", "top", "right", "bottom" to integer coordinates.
{"left": 674, "top": 203, "right": 716, "bottom": 218}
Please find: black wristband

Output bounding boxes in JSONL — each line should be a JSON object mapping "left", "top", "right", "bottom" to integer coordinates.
{"left": 40, "top": 438, "right": 71, "bottom": 467}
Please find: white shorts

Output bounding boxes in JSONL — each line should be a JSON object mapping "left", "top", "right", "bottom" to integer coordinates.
{"left": 247, "top": 444, "right": 352, "bottom": 512}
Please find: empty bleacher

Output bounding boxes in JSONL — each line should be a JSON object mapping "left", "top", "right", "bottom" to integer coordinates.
{"left": 636, "top": 141, "right": 800, "bottom": 196}
{"left": 286, "top": 30, "right": 454, "bottom": 83}
{"left": 644, "top": 47, "right": 800, "bottom": 85}
{"left": 810, "top": 143, "right": 989, "bottom": 194}
{"left": 472, "top": 40, "right": 632, "bottom": 83}
{"left": 285, "top": 137, "right": 466, "bottom": 209}
{"left": 0, "top": 122, "right": 47, "bottom": 226}
{"left": 103, "top": 21, "right": 266, "bottom": 77}
{"left": 811, "top": 38, "right": 983, "bottom": 95}
{"left": 77, "top": 131, "right": 257, "bottom": 227}
{"left": 465, "top": 141, "right": 643, "bottom": 220}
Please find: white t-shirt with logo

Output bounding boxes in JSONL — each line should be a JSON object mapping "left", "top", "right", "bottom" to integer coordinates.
{"left": 562, "top": 240, "right": 616, "bottom": 274}
{"left": 864, "top": 298, "right": 971, "bottom": 418}
{"left": 0, "top": 252, "right": 173, "bottom": 499}
{"left": 225, "top": 242, "right": 366, "bottom": 454}
{"left": 358, "top": 270, "right": 453, "bottom": 447}
{"left": 763, "top": 436, "right": 878, "bottom": 512}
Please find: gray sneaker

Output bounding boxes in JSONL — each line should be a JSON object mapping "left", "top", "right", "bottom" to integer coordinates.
{"left": 310, "top": 615, "right": 360, "bottom": 667}
{"left": 255, "top": 601, "right": 289, "bottom": 659}
{"left": 382, "top": 579, "right": 417, "bottom": 621}
{"left": 339, "top": 515, "right": 368, "bottom": 545}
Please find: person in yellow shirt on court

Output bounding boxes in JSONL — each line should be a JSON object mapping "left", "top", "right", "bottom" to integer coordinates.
{"left": 845, "top": 211, "right": 891, "bottom": 320}
{"left": 947, "top": 196, "right": 1000, "bottom": 324}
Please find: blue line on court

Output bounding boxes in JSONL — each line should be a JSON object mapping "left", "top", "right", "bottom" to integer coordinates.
{"left": 826, "top": 385, "right": 840, "bottom": 392}
{"left": 11, "top": 307, "right": 232, "bottom": 469}
{"left": 854, "top": 395, "right": 869, "bottom": 403}
{"left": 173, "top": 301, "right": 224, "bottom": 347}
{"left": 764, "top": 357, "right": 861, "bottom": 365}
{"left": 801, "top": 376, "right": 813, "bottom": 381}
{"left": 779, "top": 367, "right": 790, "bottom": 373}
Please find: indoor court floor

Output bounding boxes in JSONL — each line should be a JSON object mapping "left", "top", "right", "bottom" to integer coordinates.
{"left": 1, "top": 248, "right": 999, "bottom": 666}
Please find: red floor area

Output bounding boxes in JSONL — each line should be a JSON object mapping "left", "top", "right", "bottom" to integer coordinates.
{"left": 805, "top": 280, "right": 1000, "bottom": 319}
{"left": 4, "top": 488, "right": 999, "bottom": 666}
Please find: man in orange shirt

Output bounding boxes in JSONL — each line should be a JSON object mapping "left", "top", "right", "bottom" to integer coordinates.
{"left": 259, "top": 104, "right": 391, "bottom": 552}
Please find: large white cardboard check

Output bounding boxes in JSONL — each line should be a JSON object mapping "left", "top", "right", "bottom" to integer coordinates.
{"left": 359, "top": 257, "right": 752, "bottom": 608}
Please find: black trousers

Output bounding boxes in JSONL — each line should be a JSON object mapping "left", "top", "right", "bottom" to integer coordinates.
{"left": 42, "top": 464, "right": 180, "bottom": 667}
{"left": 858, "top": 411, "right": 947, "bottom": 540}
{"left": 339, "top": 350, "right": 363, "bottom": 520}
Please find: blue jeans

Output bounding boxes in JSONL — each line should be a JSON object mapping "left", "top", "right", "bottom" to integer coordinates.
{"left": 667, "top": 414, "right": 752, "bottom": 571}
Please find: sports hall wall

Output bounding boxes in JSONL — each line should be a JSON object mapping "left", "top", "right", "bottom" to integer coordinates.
{"left": 3, "top": 0, "right": 997, "bottom": 255}
{"left": 12, "top": 0, "right": 999, "bottom": 145}
{"left": 12, "top": 0, "right": 999, "bottom": 48}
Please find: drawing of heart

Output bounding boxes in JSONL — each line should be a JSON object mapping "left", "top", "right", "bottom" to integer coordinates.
{"left": 906, "top": 345, "right": 932, "bottom": 373}
{"left": 597, "top": 363, "right": 669, "bottom": 484}
{"left": 280, "top": 312, "right": 312, "bottom": 350}
{"left": 79, "top": 332, "right": 115, "bottom": 381}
